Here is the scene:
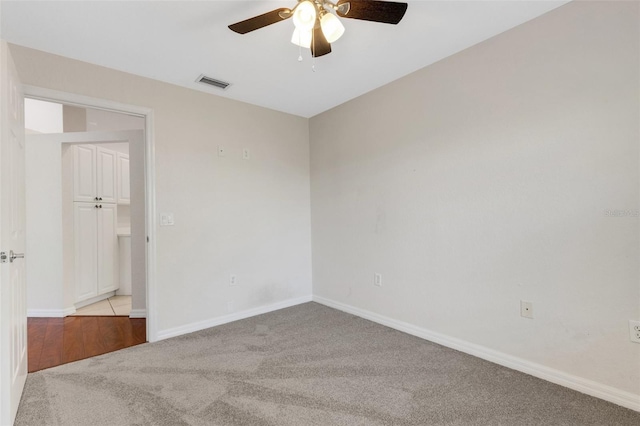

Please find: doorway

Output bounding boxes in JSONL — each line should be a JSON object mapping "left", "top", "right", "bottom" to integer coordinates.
{"left": 25, "top": 100, "right": 144, "bottom": 317}
{"left": 25, "top": 87, "right": 156, "bottom": 370}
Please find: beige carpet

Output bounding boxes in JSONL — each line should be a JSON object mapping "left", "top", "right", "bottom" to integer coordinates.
{"left": 16, "top": 302, "right": 640, "bottom": 425}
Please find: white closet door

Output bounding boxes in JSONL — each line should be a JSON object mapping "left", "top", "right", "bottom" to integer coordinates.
{"left": 74, "top": 202, "right": 98, "bottom": 302}
{"left": 97, "top": 147, "right": 117, "bottom": 203}
{"left": 97, "top": 203, "right": 118, "bottom": 294}
{"left": 117, "top": 153, "right": 130, "bottom": 205}
{"left": 73, "top": 145, "right": 97, "bottom": 202}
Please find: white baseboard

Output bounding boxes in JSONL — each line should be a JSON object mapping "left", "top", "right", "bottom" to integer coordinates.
{"left": 129, "top": 309, "right": 147, "bottom": 319}
{"left": 27, "top": 307, "right": 76, "bottom": 317}
{"left": 156, "top": 295, "right": 313, "bottom": 341}
{"left": 312, "top": 295, "right": 640, "bottom": 413}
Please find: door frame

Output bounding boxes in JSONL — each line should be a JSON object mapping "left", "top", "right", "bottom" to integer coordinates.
{"left": 23, "top": 85, "right": 158, "bottom": 342}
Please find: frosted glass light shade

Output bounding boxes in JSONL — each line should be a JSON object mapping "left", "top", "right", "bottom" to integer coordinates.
{"left": 293, "top": 1, "right": 316, "bottom": 31}
{"left": 320, "top": 13, "right": 345, "bottom": 43}
{"left": 291, "top": 28, "right": 312, "bottom": 48}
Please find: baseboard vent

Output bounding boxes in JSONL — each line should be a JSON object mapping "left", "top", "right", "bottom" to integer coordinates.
{"left": 196, "top": 74, "right": 231, "bottom": 90}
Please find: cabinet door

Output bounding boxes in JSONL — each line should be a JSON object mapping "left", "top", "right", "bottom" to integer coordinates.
{"left": 97, "top": 147, "right": 117, "bottom": 203}
{"left": 74, "top": 202, "right": 98, "bottom": 302}
{"left": 73, "top": 145, "right": 97, "bottom": 202}
{"left": 117, "top": 153, "right": 130, "bottom": 205}
{"left": 97, "top": 203, "right": 118, "bottom": 294}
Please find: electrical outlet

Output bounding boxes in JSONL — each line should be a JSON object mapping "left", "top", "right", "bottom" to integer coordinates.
{"left": 629, "top": 320, "right": 640, "bottom": 343}
{"left": 242, "top": 148, "right": 250, "bottom": 160}
{"left": 374, "top": 273, "right": 382, "bottom": 287}
{"left": 520, "top": 300, "right": 533, "bottom": 319}
{"left": 218, "top": 146, "right": 225, "bottom": 157}
{"left": 229, "top": 274, "right": 237, "bottom": 286}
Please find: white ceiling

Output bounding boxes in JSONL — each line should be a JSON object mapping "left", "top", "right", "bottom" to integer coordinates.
{"left": 1, "top": 1, "right": 569, "bottom": 118}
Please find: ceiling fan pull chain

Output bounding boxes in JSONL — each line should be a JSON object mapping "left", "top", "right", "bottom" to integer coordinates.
{"left": 311, "top": 28, "right": 316, "bottom": 72}
{"left": 298, "top": 31, "right": 303, "bottom": 62}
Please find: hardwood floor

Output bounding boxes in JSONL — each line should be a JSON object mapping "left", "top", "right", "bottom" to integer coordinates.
{"left": 28, "top": 316, "right": 146, "bottom": 373}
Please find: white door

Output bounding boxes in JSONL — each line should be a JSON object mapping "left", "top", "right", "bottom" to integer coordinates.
{"left": 117, "top": 153, "right": 130, "bottom": 205}
{"left": 74, "top": 202, "right": 98, "bottom": 302}
{"left": 0, "top": 41, "right": 27, "bottom": 425}
{"left": 97, "top": 203, "right": 117, "bottom": 294}
{"left": 73, "top": 144, "right": 97, "bottom": 202}
{"left": 96, "top": 147, "right": 117, "bottom": 203}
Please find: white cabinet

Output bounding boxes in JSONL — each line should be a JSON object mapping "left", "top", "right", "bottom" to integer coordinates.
{"left": 97, "top": 203, "right": 118, "bottom": 294}
{"left": 74, "top": 202, "right": 118, "bottom": 303}
{"left": 72, "top": 144, "right": 122, "bottom": 304}
{"left": 117, "top": 152, "right": 130, "bottom": 205}
{"left": 74, "top": 203, "right": 98, "bottom": 301}
{"left": 97, "top": 148, "right": 117, "bottom": 203}
{"left": 73, "top": 145, "right": 117, "bottom": 203}
{"left": 73, "top": 145, "right": 97, "bottom": 202}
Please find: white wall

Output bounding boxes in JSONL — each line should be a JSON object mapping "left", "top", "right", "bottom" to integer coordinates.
{"left": 61, "top": 144, "right": 74, "bottom": 310}
{"left": 86, "top": 108, "right": 144, "bottom": 133}
{"left": 128, "top": 136, "right": 146, "bottom": 312}
{"left": 24, "top": 98, "right": 62, "bottom": 134}
{"left": 310, "top": 0, "right": 639, "bottom": 401}
{"left": 24, "top": 137, "right": 65, "bottom": 314}
{"left": 12, "top": 43, "right": 313, "bottom": 334}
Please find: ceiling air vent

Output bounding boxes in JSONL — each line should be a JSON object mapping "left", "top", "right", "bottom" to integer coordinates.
{"left": 196, "top": 74, "right": 231, "bottom": 90}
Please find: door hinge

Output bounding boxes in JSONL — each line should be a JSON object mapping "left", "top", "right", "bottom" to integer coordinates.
{"left": 0, "top": 252, "right": 6, "bottom": 263}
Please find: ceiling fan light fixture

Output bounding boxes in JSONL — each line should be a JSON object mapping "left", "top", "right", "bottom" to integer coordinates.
{"left": 291, "top": 27, "right": 312, "bottom": 48}
{"left": 292, "top": 1, "right": 317, "bottom": 31}
{"left": 320, "top": 12, "right": 345, "bottom": 43}
{"left": 229, "top": 0, "right": 408, "bottom": 60}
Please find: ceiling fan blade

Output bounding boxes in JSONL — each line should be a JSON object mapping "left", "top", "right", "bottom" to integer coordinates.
{"left": 311, "top": 24, "right": 332, "bottom": 57}
{"left": 228, "top": 8, "right": 292, "bottom": 34}
{"left": 336, "top": 0, "right": 408, "bottom": 25}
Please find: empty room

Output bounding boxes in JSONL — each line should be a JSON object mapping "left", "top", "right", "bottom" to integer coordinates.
{"left": 0, "top": 0, "right": 638, "bottom": 425}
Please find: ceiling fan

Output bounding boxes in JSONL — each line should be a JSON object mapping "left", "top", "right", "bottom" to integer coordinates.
{"left": 228, "top": 0, "right": 408, "bottom": 58}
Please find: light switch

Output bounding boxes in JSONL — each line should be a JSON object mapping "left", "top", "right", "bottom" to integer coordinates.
{"left": 160, "top": 213, "right": 174, "bottom": 226}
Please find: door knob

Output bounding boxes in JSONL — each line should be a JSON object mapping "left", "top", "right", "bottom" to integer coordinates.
{"left": 9, "top": 250, "right": 24, "bottom": 263}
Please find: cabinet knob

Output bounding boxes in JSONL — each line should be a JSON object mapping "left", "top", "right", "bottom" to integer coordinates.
{"left": 94, "top": 197, "right": 99, "bottom": 201}
{"left": 95, "top": 205, "right": 98, "bottom": 208}
{"left": 99, "top": 197, "right": 102, "bottom": 201}
{"left": 99, "top": 205, "right": 103, "bottom": 208}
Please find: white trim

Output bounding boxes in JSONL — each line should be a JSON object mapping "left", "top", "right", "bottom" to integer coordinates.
{"left": 129, "top": 309, "right": 147, "bottom": 319}
{"left": 27, "top": 130, "right": 139, "bottom": 144}
{"left": 27, "top": 307, "right": 76, "bottom": 318}
{"left": 23, "top": 86, "right": 150, "bottom": 118}
{"left": 312, "top": 295, "right": 640, "bottom": 413}
{"left": 144, "top": 109, "right": 157, "bottom": 342}
{"left": 22, "top": 85, "right": 158, "bottom": 343}
{"left": 156, "top": 295, "right": 313, "bottom": 341}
